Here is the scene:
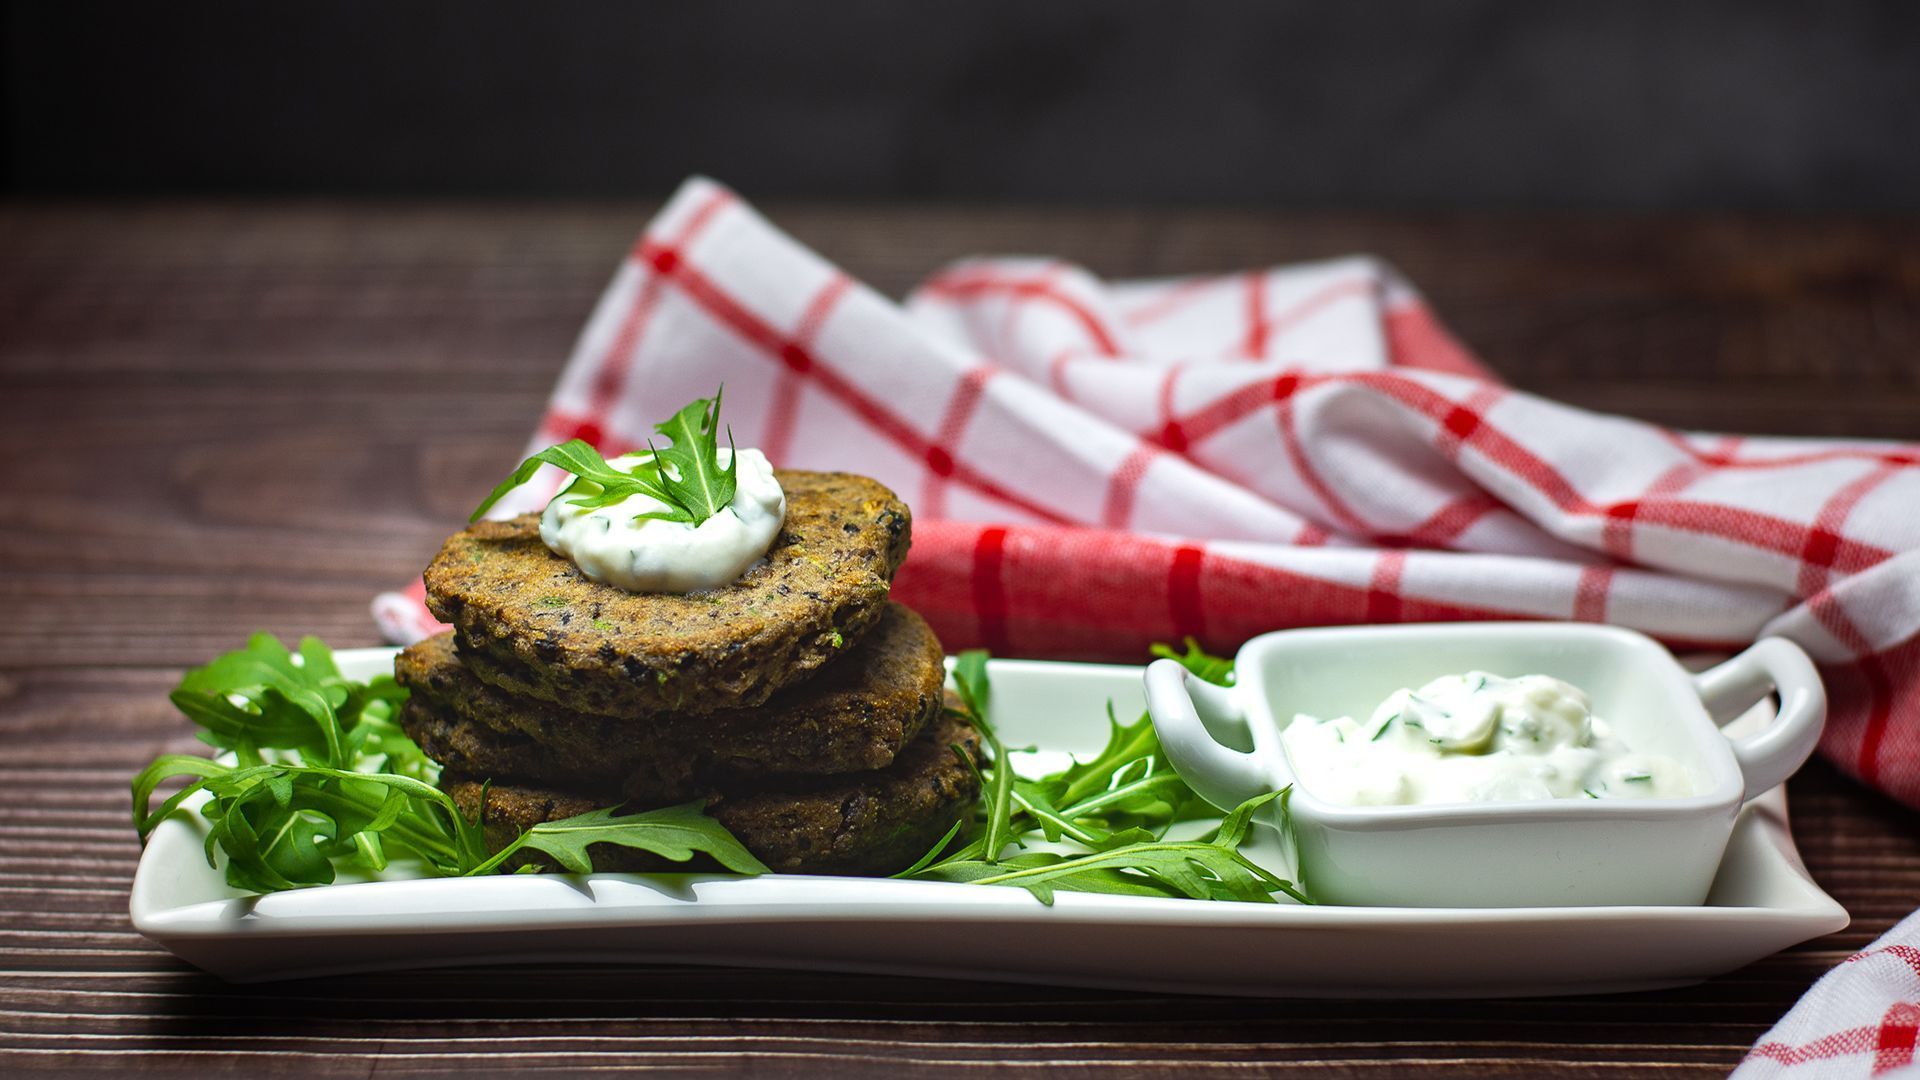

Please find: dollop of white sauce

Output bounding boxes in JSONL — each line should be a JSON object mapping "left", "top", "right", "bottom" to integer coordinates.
{"left": 539, "top": 448, "right": 785, "bottom": 593}
{"left": 1280, "top": 671, "right": 1692, "bottom": 807}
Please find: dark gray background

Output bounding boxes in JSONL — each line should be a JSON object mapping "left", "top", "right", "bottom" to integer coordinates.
{"left": 6, "top": 0, "right": 1920, "bottom": 208}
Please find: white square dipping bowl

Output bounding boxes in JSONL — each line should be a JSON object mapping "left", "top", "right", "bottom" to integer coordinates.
{"left": 1144, "top": 623, "right": 1826, "bottom": 908}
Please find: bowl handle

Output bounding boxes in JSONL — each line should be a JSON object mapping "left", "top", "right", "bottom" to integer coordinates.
{"left": 1144, "top": 659, "right": 1274, "bottom": 813}
{"left": 1692, "top": 637, "right": 1827, "bottom": 803}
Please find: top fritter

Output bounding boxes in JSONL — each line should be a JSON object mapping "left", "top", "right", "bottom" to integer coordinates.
{"left": 425, "top": 470, "right": 911, "bottom": 716}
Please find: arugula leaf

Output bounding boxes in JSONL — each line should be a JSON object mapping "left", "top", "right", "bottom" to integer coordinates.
{"left": 910, "top": 851, "right": 1190, "bottom": 901}
{"left": 892, "top": 818, "right": 966, "bottom": 878}
{"left": 1010, "top": 781, "right": 1108, "bottom": 847}
{"left": 1047, "top": 702, "right": 1166, "bottom": 810}
{"left": 648, "top": 391, "right": 738, "bottom": 523}
{"left": 1150, "top": 637, "right": 1235, "bottom": 686}
{"left": 476, "top": 802, "right": 768, "bottom": 877}
{"left": 951, "top": 649, "right": 991, "bottom": 724}
{"left": 468, "top": 390, "right": 739, "bottom": 526}
{"left": 468, "top": 440, "right": 690, "bottom": 525}
{"left": 917, "top": 790, "right": 1306, "bottom": 906}
{"left": 951, "top": 649, "right": 1015, "bottom": 863}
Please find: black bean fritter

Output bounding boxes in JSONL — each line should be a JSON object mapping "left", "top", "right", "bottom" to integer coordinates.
{"left": 423, "top": 470, "right": 911, "bottom": 716}
{"left": 443, "top": 707, "right": 981, "bottom": 876}
{"left": 395, "top": 603, "right": 947, "bottom": 801}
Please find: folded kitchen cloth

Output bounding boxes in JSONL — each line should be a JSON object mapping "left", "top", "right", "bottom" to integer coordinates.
{"left": 372, "top": 174, "right": 1920, "bottom": 1066}
{"left": 1733, "top": 909, "right": 1920, "bottom": 1078}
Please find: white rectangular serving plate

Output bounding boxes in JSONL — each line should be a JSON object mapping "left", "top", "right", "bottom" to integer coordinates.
{"left": 131, "top": 649, "right": 1847, "bottom": 997}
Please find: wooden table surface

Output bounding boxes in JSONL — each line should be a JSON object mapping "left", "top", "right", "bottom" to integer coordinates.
{"left": 2, "top": 201, "right": 1917, "bottom": 1078}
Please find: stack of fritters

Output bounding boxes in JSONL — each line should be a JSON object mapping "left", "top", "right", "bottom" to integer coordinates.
{"left": 400, "top": 471, "right": 980, "bottom": 876}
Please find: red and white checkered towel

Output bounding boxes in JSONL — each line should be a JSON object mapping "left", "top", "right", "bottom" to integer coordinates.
{"left": 372, "top": 176, "right": 1920, "bottom": 1054}
{"left": 1735, "top": 911, "right": 1920, "bottom": 1078}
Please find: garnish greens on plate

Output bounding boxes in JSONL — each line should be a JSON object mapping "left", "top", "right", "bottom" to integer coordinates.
{"left": 131, "top": 634, "right": 764, "bottom": 894}
{"left": 470, "top": 390, "right": 737, "bottom": 525}
{"left": 132, "top": 634, "right": 1308, "bottom": 904}
{"left": 896, "top": 644, "right": 1310, "bottom": 905}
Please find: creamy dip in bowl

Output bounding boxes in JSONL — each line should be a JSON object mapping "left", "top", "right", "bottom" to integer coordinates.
{"left": 1279, "top": 669, "right": 1694, "bottom": 807}
{"left": 1144, "top": 623, "right": 1825, "bottom": 907}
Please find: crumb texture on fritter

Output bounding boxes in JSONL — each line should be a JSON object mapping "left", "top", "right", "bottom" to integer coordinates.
{"left": 396, "top": 603, "right": 946, "bottom": 801}
{"left": 444, "top": 708, "right": 981, "bottom": 877}
{"left": 423, "top": 470, "right": 910, "bottom": 716}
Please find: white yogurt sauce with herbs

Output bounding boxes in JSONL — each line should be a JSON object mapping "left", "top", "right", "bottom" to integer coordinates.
{"left": 539, "top": 448, "right": 784, "bottom": 593}
{"left": 1280, "top": 671, "right": 1691, "bottom": 806}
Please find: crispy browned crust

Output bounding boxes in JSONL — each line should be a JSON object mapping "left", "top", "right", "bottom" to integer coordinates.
{"left": 444, "top": 706, "right": 981, "bottom": 877}
{"left": 423, "top": 470, "right": 910, "bottom": 716}
{"left": 396, "top": 604, "right": 947, "bottom": 801}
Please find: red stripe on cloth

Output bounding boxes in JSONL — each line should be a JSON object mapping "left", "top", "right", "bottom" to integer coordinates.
{"left": 996, "top": 264, "right": 1063, "bottom": 357}
{"left": 1712, "top": 434, "right": 1747, "bottom": 463}
{"left": 1433, "top": 385, "right": 1507, "bottom": 458}
{"left": 1295, "top": 521, "right": 1334, "bottom": 546}
{"left": 1242, "top": 274, "right": 1269, "bottom": 358}
{"left": 1727, "top": 445, "right": 1920, "bottom": 469}
{"left": 1347, "top": 372, "right": 1904, "bottom": 575}
{"left": 1657, "top": 430, "right": 1743, "bottom": 466}
{"left": 1609, "top": 498, "right": 1893, "bottom": 576}
{"left": 574, "top": 187, "right": 735, "bottom": 437}
{"left": 1782, "top": 463, "right": 1903, "bottom": 734}
{"left": 636, "top": 240, "right": 1072, "bottom": 526}
{"left": 893, "top": 520, "right": 1547, "bottom": 662}
{"left": 1662, "top": 428, "right": 1920, "bottom": 471}
{"left": 1818, "top": 636, "right": 1917, "bottom": 794}
{"left": 971, "top": 525, "right": 1012, "bottom": 655}
{"left": 1798, "top": 462, "right": 1903, "bottom": 598}
{"left": 543, "top": 411, "right": 618, "bottom": 454}
{"left": 1163, "top": 368, "right": 1481, "bottom": 455}
{"left": 1793, "top": 464, "right": 1901, "bottom": 784}
{"left": 1849, "top": 650, "right": 1896, "bottom": 786}
{"left": 1262, "top": 278, "right": 1374, "bottom": 350}
{"left": 1169, "top": 544, "right": 1208, "bottom": 641}
{"left": 1849, "top": 944, "right": 1920, "bottom": 978}
{"left": 1747, "top": 1026, "right": 1879, "bottom": 1066}
{"left": 1155, "top": 362, "right": 1189, "bottom": 451}
{"left": 1398, "top": 493, "right": 1501, "bottom": 549}
{"left": 1046, "top": 348, "right": 1077, "bottom": 398}
{"left": 1572, "top": 564, "right": 1615, "bottom": 623}
{"left": 543, "top": 409, "right": 651, "bottom": 459}
{"left": 922, "top": 365, "right": 1001, "bottom": 519}
{"left": 1874, "top": 1002, "right": 1920, "bottom": 1075}
{"left": 1602, "top": 461, "right": 1701, "bottom": 561}
{"left": 761, "top": 273, "right": 853, "bottom": 466}
{"left": 919, "top": 271, "right": 1123, "bottom": 357}
{"left": 1122, "top": 274, "right": 1222, "bottom": 327}
{"left": 1366, "top": 551, "right": 1407, "bottom": 623}
{"left": 1173, "top": 372, "right": 1303, "bottom": 446}
{"left": 1381, "top": 299, "right": 1496, "bottom": 379}
{"left": 760, "top": 373, "right": 804, "bottom": 467}
{"left": 1101, "top": 444, "right": 1165, "bottom": 529}
{"left": 1278, "top": 394, "right": 1373, "bottom": 536}
{"left": 1165, "top": 369, "right": 1486, "bottom": 468}
{"left": 794, "top": 273, "right": 853, "bottom": 347}
{"left": 1337, "top": 375, "right": 1587, "bottom": 510}
{"left": 584, "top": 277, "right": 668, "bottom": 425}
